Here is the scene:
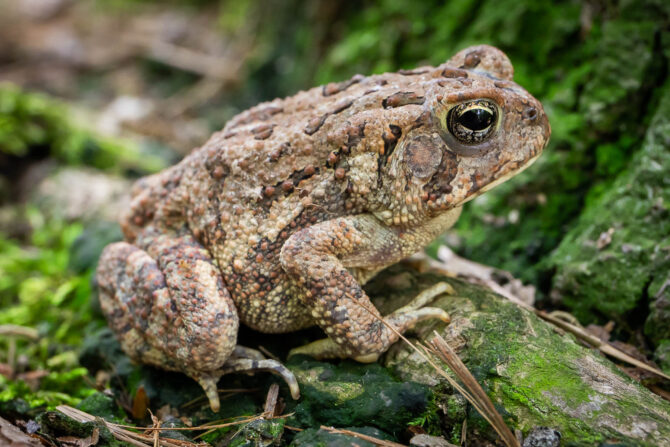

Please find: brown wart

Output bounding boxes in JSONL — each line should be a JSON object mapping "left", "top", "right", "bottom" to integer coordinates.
{"left": 462, "top": 50, "right": 481, "bottom": 69}
{"left": 343, "top": 123, "right": 366, "bottom": 153}
{"left": 268, "top": 143, "right": 291, "bottom": 162}
{"left": 258, "top": 166, "right": 321, "bottom": 205}
{"left": 441, "top": 67, "right": 469, "bottom": 79}
{"left": 398, "top": 68, "right": 430, "bottom": 76}
{"left": 252, "top": 123, "right": 274, "bottom": 140}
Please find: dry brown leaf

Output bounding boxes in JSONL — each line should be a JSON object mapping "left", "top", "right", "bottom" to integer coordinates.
{"left": 0, "top": 416, "right": 43, "bottom": 447}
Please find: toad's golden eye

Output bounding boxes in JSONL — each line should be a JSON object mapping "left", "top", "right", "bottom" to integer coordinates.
{"left": 446, "top": 100, "right": 499, "bottom": 144}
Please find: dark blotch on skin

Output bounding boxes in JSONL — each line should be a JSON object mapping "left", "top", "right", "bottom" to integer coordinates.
{"left": 304, "top": 114, "right": 327, "bottom": 135}
{"left": 382, "top": 125, "right": 402, "bottom": 161}
{"left": 382, "top": 92, "right": 425, "bottom": 109}
{"left": 424, "top": 143, "right": 458, "bottom": 197}
{"left": 378, "top": 125, "right": 403, "bottom": 185}
{"left": 304, "top": 101, "right": 353, "bottom": 135}
{"left": 462, "top": 51, "right": 481, "bottom": 68}
{"left": 441, "top": 67, "right": 469, "bottom": 79}
{"left": 322, "top": 74, "right": 365, "bottom": 96}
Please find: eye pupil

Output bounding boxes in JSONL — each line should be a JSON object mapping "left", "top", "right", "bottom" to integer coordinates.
{"left": 445, "top": 100, "right": 499, "bottom": 145}
{"left": 459, "top": 108, "right": 493, "bottom": 131}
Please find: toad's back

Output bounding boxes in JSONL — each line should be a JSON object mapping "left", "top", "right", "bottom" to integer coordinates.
{"left": 119, "top": 66, "right": 466, "bottom": 331}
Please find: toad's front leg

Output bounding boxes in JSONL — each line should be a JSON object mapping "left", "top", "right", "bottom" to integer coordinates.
{"left": 280, "top": 214, "right": 450, "bottom": 361}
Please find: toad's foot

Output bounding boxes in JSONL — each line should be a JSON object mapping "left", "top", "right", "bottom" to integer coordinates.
{"left": 389, "top": 282, "right": 454, "bottom": 316}
{"left": 288, "top": 282, "right": 452, "bottom": 361}
{"left": 196, "top": 356, "right": 300, "bottom": 412}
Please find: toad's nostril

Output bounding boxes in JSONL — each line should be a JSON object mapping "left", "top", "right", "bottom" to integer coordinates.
{"left": 523, "top": 106, "right": 538, "bottom": 121}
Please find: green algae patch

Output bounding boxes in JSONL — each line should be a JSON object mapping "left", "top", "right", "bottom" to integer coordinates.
{"left": 287, "top": 356, "right": 429, "bottom": 435}
{"left": 549, "top": 79, "right": 670, "bottom": 329}
{"left": 372, "top": 271, "right": 670, "bottom": 446}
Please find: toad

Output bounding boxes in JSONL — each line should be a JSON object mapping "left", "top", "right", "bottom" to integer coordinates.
{"left": 96, "top": 45, "right": 550, "bottom": 411}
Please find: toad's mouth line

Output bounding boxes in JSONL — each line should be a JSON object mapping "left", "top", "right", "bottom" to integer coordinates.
{"left": 460, "top": 151, "right": 542, "bottom": 205}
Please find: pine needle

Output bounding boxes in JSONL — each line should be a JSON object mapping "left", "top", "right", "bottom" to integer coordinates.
{"left": 56, "top": 405, "right": 292, "bottom": 447}
{"left": 319, "top": 426, "right": 407, "bottom": 447}
{"left": 428, "top": 333, "right": 519, "bottom": 447}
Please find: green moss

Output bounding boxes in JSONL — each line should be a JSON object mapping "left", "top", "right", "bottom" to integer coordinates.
{"left": 549, "top": 79, "right": 670, "bottom": 324}
{"left": 287, "top": 356, "right": 429, "bottom": 435}
{"left": 76, "top": 392, "right": 125, "bottom": 423}
{"left": 229, "top": 418, "right": 286, "bottom": 447}
{"left": 655, "top": 340, "right": 670, "bottom": 374}
{"left": 37, "top": 410, "right": 124, "bottom": 446}
{"left": 645, "top": 274, "right": 670, "bottom": 345}
{"left": 0, "top": 84, "right": 168, "bottom": 174}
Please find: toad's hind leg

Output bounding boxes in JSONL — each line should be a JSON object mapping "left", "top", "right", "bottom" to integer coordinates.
{"left": 96, "top": 232, "right": 240, "bottom": 412}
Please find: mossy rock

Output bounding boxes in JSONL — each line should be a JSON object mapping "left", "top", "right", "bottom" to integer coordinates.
{"left": 548, "top": 78, "right": 670, "bottom": 329}
{"left": 36, "top": 410, "right": 123, "bottom": 447}
{"left": 75, "top": 392, "right": 123, "bottom": 422}
{"left": 365, "top": 268, "right": 670, "bottom": 446}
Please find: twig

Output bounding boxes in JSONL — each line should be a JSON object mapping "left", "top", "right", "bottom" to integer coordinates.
{"left": 535, "top": 310, "right": 670, "bottom": 381}
{"left": 320, "top": 426, "right": 407, "bottom": 447}
{"left": 648, "top": 385, "right": 670, "bottom": 402}
{"left": 0, "top": 325, "right": 39, "bottom": 339}
{"left": 263, "top": 384, "right": 279, "bottom": 418}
